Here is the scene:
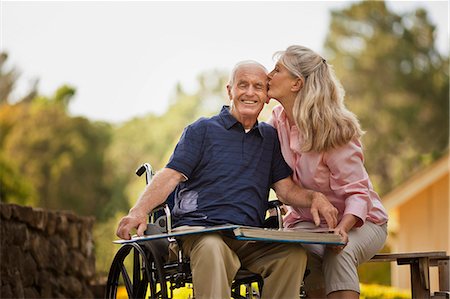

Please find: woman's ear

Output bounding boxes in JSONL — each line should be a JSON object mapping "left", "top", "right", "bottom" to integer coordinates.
{"left": 291, "top": 77, "right": 304, "bottom": 92}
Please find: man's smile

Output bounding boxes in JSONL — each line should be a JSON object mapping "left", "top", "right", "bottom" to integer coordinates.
{"left": 241, "top": 99, "right": 259, "bottom": 104}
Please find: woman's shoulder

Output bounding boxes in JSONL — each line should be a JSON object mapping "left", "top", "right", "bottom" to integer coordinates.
{"left": 271, "top": 104, "right": 285, "bottom": 118}
{"left": 267, "top": 104, "right": 286, "bottom": 127}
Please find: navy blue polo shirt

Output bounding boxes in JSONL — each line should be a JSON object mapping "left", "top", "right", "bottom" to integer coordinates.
{"left": 166, "top": 106, "right": 292, "bottom": 228}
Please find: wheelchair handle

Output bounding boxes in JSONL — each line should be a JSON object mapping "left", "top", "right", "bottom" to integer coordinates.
{"left": 135, "top": 163, "right": 154, "bottom": 185}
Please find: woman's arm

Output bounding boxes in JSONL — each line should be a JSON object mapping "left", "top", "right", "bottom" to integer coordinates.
{"left": 324, "top": 139, "right": 372, "bottom": 228}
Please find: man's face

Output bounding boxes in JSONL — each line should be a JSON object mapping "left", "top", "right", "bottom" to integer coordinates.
{"left": 227, "top": 65, "right": 269, "bottom": 121}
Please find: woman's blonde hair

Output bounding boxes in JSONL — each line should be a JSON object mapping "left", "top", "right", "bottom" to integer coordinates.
{"left": 275, "top": 45, "right": 364, "bottom": 152}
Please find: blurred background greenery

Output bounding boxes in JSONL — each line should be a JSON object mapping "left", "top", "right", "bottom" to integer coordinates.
{"left": 1, "top": 1, "right": 448, "bottom": 284}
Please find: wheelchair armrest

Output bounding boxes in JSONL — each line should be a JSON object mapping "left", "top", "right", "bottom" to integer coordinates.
{"left": 148, "top": 203, "right": 172, "bottom": 234}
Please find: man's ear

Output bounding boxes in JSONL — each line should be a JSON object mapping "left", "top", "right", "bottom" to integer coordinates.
{"left": 291, "top": 78, "right": 304, "bottom": 92}
{"left": 226, "top": 84, "right": 232, "bottom": 100}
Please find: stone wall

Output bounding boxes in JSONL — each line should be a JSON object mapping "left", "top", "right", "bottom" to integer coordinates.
{"left": 0, "top": 203, "right": 96, "bottom": 298}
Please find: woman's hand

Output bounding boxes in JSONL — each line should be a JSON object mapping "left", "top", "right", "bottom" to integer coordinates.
{"left": 327, "top": 226, "right": 348, "bottom": 253}
{"left": 327, "top": 214, "right": 359, "bottom": 253}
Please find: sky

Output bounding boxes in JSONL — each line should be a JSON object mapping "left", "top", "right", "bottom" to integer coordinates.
{"left": 1, "top": 1, "right": 449, "bottom": 124}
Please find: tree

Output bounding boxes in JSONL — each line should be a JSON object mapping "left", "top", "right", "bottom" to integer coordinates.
{"left": 0, "top": 52, "right": 38, "bottom": 203}
{"left": 2, "top": 99, "right": 116, "bottom": 219}
{"left": 0, "top": 53, "right": 18, "bottom": 105}
{"left": 0, "top": 154, "right": 37, "bottom": 205}
{"left": 324, "top": 1, "right": 449, "bottom": 194}
{"left": 0, "top": 54, "right": 118, "bottom": 219}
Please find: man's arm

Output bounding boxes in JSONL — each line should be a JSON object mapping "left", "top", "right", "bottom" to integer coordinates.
{"left": 116, "top": 167, "right": 185, "bottom": 240}
{"left": 272, "top": 177, "right": 338, "bottom": 229}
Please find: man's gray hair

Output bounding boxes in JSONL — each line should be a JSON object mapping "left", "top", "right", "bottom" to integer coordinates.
{"left": 228, "top": 60, "right": 268, "bottom": 85}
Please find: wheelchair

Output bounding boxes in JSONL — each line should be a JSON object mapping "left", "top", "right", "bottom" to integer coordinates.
{"left": 105, "top": 163, "right": 305, "bottom": 299}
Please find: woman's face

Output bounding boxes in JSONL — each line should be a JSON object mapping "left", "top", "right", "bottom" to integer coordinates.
{"left": 267, "top": 61, "right": 300, "bottom": 101}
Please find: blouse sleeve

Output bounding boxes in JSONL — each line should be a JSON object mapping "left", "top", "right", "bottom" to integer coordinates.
{"left": 323, "top": 139, "right": 373, "bottom": 227}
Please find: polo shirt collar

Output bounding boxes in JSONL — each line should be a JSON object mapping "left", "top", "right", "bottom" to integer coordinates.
{"left": 219, "top": 106, "right": 264, "bottom": 137}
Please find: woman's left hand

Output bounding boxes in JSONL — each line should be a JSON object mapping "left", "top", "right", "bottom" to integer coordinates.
{"left": 327, "top": 226, "right": 349, "bottom": 253}
{"left": 327, "top": 214, "right": 358, "bottom": 253}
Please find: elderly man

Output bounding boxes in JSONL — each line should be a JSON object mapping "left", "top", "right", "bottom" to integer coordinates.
{"left": 117, "top": 61, "right": 338, "bottom": 299}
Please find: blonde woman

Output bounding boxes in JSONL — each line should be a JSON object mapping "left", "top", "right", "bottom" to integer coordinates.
{"left": 267, "top": 45, "right": 388, "bottom": 299}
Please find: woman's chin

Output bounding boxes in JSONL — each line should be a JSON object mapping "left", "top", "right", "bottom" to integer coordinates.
{"left": 267, "top": 91, "right": 278, "bottom": 100}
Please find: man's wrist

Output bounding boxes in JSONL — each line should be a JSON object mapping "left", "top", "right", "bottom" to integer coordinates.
{"left": 309, "top": 191, "right": 321, "bottom": 204}
{"left": 129, "top": 206, "right": 148, "bottom": 219}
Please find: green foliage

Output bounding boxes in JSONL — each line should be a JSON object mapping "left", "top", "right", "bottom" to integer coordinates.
{"left": 93, "top": 213, "right": 123, "bottom": 277}
{"left": 0, "top": 153, "right": 37, "bottom": 204}
{"left": 0, "top": 52, "right": 119, "bottom": 220}
{"left": 358, "top": 262, "right": 391, "bottom": 285}
{"left": 32, "top": 85, "right": 76, "bottom": 111}
{"left": 2, "top": 101, "right": 115, "bottom": 219}
{"left": 324, "top": 1, "right": 449, "bottom": 194}
{"left": 0, "top": 53, "right": 18, "bottom": 104}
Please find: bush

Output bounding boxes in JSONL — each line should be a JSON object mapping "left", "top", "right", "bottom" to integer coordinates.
{"left": 360, "top": 283, "right": 410, "bottom": 299}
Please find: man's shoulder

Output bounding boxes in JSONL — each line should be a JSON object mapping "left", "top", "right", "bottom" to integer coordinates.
{"left": 258, "top": 121, "right": 278, "bottom": 137}
{"left": 185, "top": 115, "right": 223, "bottom": 137}
{"left": 189, "top": 116, "right": 209, "bottom": 127}
{"left": 189, "top": 114, "right": 219, "bottom": 129}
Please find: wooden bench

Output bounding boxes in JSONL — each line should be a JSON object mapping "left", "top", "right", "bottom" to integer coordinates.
{"left": 370, "top": 251, "right": 449, "bottom": 299}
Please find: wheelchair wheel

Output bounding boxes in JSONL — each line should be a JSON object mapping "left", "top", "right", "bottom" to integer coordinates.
{"left": 105, "top": 242, "right": 168, "bottom": 299}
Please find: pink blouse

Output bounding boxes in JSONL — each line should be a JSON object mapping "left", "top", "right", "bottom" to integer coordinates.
{"left": 268, "top": 105, "right": 388, "bottom": 228}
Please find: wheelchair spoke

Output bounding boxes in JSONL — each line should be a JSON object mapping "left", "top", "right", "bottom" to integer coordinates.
{"left": 120, "top": 262, "right": 134, "bottom": 296}
{"left": 133, "top": 247, "right": 142, "bottom": 295}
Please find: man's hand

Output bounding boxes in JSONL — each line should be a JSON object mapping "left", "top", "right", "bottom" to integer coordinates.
{"left": 116, "top": 212, "right": 148, "bottom": 240}
{"left": 310, "top": 192, "right": 338, "bottom": 229}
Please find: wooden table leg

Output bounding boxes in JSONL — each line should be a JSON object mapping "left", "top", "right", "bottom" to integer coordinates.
{"left": 413, "top": 257, "right": 430, "bottom": 299}
{"left": 399, "top": 257, "right": 431, "bottom": 299}
{"left": 438, "top": 258, "right": 449, "bottom": 292}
